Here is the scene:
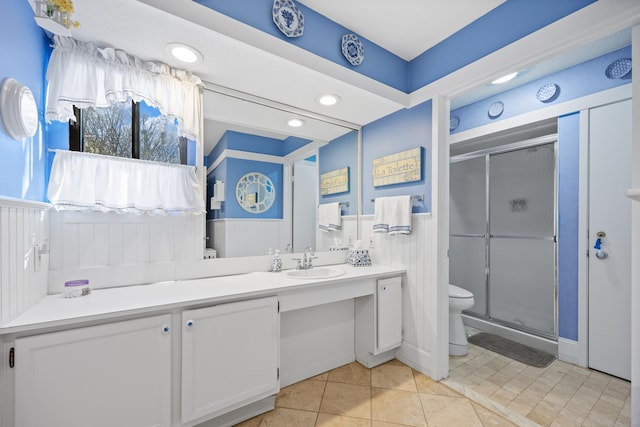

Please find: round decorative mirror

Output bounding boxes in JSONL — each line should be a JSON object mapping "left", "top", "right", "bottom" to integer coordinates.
{"left": 235, "top": 172, "right": 276, "bottom": 213}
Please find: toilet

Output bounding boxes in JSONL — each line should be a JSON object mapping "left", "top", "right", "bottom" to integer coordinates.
{"left": 449, "top": 284, "right": 475, "bottom": 356}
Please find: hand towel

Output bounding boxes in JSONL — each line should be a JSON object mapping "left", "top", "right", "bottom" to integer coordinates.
{"left": 373, "top": 196, "right": 412, "bottom": 235}
{"left": 373, "top": 198, "right": 389, "bottom": 233}
{"left": 388, "top": 195, "right": 412, "bottom": 235}
{"left": 318, "top": 202, "right": 342, "bottom": 232}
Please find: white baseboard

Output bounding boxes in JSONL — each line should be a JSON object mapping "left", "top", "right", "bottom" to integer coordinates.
{"left": 557, "top": 337, "right": 579, "bottom": 365}
{"left": 395, "top": 341, "right": 433, "bottom": 379}
{"left": 194, "top": 395, "right": 275, "bottom": 427}
{"left": 280, "top": 353, "right": 355, "bottom": 388}
{"left": 356, "top": 348, "right": 396, "bottom": 369}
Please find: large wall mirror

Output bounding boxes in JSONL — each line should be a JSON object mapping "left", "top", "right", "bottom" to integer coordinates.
{"left": 203, "top": 85, "right": 360, "bottom": 258}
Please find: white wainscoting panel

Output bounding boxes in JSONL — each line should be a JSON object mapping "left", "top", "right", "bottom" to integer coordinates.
{"left": 212, "top": 218, "right": 285, "bottom": 258}
{"left": 361, "top": 213, "right": 437, "bottom": 377}
{"left": 48, "top": 211, "right": 203, "bottom": 293}
{"left": 316, "top": 215, "right": 357, "bottom": 251}
{"left": 0, "top": 198, "right": 49, "bottom": 325}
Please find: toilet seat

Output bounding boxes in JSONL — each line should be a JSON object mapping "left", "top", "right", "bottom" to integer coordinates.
{"left": 449, "top": 284, "right": 473, "bottom": 299}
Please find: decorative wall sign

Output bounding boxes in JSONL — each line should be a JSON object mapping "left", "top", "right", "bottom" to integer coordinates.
{"left": 372, "top": 147, "right": 422, "bottom": 187}
{"left": 236, "top": 172, "right": 276, "bottom": 213}
{"left": 341, "top": 34, "right": 364, "bottom": 66}
{"left": 272, "top": 0, "right": 304, "bottom": 38}
{"left": 320, "top": 167, "right": 349, "bottom": 195}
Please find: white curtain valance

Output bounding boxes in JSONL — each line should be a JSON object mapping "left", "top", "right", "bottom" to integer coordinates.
{"left": 45, "top": 36, "right": 203, "bottom": 142}
{"left": 47, "top": 150, "right": 205, "bottom": 216}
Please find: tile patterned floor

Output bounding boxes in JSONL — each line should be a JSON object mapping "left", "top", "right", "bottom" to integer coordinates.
{"left": 235, "top": 345, "right": 632, "bottom": 427}
{"left": 443, "top": 343, "right": 632, "bottom": 426}
{"left": 235, "top": 359, "right": 518, "bottom": 427}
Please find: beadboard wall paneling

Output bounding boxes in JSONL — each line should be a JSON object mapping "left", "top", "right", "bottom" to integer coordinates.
{"left": 48, "top": 211, "right": 203, "bottom": 293}
{"left": 212, "top": 219, "right": 285, "bottom": 258}
{"left": 361, "top": 213, "right": 437, "bottom": 376}
{"left": 0, "top": 200, "right": 49, "bottom": 325}
{"left": 316, "top": 215, "right": 357, "bottom": 251}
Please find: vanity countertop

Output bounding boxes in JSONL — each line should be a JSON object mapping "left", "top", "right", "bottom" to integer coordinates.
{"left": 0, "top": 264, "right": 405, "bottom": 335}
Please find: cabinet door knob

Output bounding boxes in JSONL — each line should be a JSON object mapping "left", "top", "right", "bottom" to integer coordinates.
{"left": 161, "top": 325, "right": 171, "bottom": 334}
{"left": 185, "top": 320, "right": 194, "bottom": 328}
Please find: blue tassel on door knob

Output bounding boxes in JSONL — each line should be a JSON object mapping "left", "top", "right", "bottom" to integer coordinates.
{"left": 594, "top": 238, "right": 608, "bottom": 259}
{"left": 594, "top": 238, "right": 602, "bottom": 250}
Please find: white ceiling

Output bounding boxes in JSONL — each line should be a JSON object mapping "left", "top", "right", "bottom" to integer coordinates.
{"left": 297, "top": 0, "right": 506, "bottom": 61}
{"left": 61, "top": 0, "right": 634, "bottom": 155}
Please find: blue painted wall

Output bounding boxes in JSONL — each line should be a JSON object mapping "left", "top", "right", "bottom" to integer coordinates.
{"left": 409, "top": 0, "right": 596, "bottom": 91}
{"left": 451, "top": 46, "right": 631, "bottom": 133}
{"left": 0, "top": 2, "right": 49, "bottom": 201}
{"left": 196, "top": 0, "right": 595, "bottom": 94}
{"left": 449, "top": 47, "right": 632, "bottom": 342}
{"left": 362, "top": 101, "right": 432, "bottom": 215}
{"left": 557, "top": 113, "right": 580, "bottom": 341}
{"left": 195, "top": 0, "right": 408, "bottom": 91}
{"left": 210, "top": 157, "right": 283, "bottom": 219}
{"left": 319, "top": 130, "right": 357, "bottom": 216}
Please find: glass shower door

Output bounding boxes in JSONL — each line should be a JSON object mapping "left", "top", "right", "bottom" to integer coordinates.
{"left": 488, "top": 143, "right": 556, "bottom": 336}
{"left": 450, "top": 156, "right": 487, "bottom": 316}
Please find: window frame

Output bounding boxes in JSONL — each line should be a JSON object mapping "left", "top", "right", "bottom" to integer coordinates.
{"left": 69, "top": 101, "right": 188, "bottom": 165}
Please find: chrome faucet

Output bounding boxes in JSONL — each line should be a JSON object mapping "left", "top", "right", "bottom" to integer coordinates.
{"left": 294, "top": 247, "right": 316, "bottom": 270}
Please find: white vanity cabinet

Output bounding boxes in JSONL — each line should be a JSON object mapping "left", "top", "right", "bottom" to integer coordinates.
{"left": 13, "top": 314, "right": 172, "bottom": 427}
{"left": 181, "top": 296, "right": 279, "bottom": 425}
{"left": 355, "top": 276, "right": 403, "bottom": 367}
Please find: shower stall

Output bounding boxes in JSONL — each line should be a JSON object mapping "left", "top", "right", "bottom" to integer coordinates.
{"left": 450, "top": 136, "right": 557, "bottom": 344}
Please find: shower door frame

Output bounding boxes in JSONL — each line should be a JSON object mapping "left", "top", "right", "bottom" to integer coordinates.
{"left": 450, "top": 134, "right": 559, "bottom": 340}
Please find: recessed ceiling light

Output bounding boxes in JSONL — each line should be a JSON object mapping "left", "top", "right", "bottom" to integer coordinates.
{"left": 317, "top": 94, "right": 340, "bottom": 106}
{"left": 491, "top": 71, "right": 519, "bottom": 85}
{"left": 287, "top": 118, "right": 304, "bottom": 128}
{"left": 165, "top": 43, "right": 203, "bottom": 64}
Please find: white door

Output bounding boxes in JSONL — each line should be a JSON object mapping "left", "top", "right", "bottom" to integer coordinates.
{"left": 15, "top": 315, "right": 172, "bottom": 427}
{"left": 588, "top": 99, "right": 632, "bottom": 380}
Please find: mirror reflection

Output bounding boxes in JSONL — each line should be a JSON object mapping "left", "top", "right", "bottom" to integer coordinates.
{"left": 203, "top": 88, "right": 359, "bottom": 258}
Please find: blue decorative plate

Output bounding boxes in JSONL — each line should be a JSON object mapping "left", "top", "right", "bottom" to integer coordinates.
{"left": 488, "top": 101, "right": 504, "bottom": 119}
{"left": 605, "top": 58, "right": 632, "bottom": 79}
{"left": 450, "top": 115, "right": 460, "bottom": 131}
{"left": 272, "top": 0, "right": 304, "bottom": 38}
{"left": 536, "top": 83, "right": 559, "bottom": 103}
{"left": 341, "top": 34, "right": 364, "bottom": 66}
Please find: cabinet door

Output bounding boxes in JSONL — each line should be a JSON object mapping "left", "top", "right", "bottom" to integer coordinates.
{"left": 377, "top": 277, "right": 402, "bottom": 353}
{"left": 15, "top": 315, "right": 172, "bottom": 427}
{"left": 181, "top": 297, "right": 279, "bottom": 424}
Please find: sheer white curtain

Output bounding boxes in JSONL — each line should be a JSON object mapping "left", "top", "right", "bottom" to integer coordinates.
{"left": 48, "top": 150, "right": 205, "bottom": 215}
{"left": 45, "top": 36, "right": 205, "bottom": 215}
{"left": 45, "top": 35, "right": 203, "bottom": 142}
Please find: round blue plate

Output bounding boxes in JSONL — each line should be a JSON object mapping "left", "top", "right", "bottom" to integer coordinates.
{"left": 341, "top": 34, "right": 364, "bottom": 66}
{"left": 605, "top": 58, "right": 632, "bottom": 79}
{"left": 488, "top": 101, "right": 504, "bottom": 119}
{"left": 273, "top": 0, "right": 304, "bottom": 38}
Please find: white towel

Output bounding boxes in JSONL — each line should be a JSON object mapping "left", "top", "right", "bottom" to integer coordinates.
{"left": 373, "top": 196, "right": 412, "bottom": 235}
{"left": 318, "top": 202, "right": 341, "bottom": 232}
{"left": 373, "top": 198, "right": 389, "bottom": 233}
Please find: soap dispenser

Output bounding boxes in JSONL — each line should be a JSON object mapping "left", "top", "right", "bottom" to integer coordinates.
{"left": 270, "top": 249, "right": 282, "bottom": 272}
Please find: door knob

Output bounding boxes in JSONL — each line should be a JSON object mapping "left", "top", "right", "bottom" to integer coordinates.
{"left": 594, "top": 237, "right": 608, "bottom": 260}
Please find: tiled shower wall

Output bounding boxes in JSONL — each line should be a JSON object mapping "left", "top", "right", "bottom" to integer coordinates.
{"left": 0, "top": 199, "right": 49, "bottom": 325}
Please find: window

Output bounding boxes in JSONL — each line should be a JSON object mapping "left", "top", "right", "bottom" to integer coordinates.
{"left": 69, "top": 100, "right": 189, "bottom": 165}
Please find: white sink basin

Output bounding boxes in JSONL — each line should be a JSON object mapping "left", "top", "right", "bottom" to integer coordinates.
{"left": 284, "top": 267, "right": 346, "bottom": 279}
